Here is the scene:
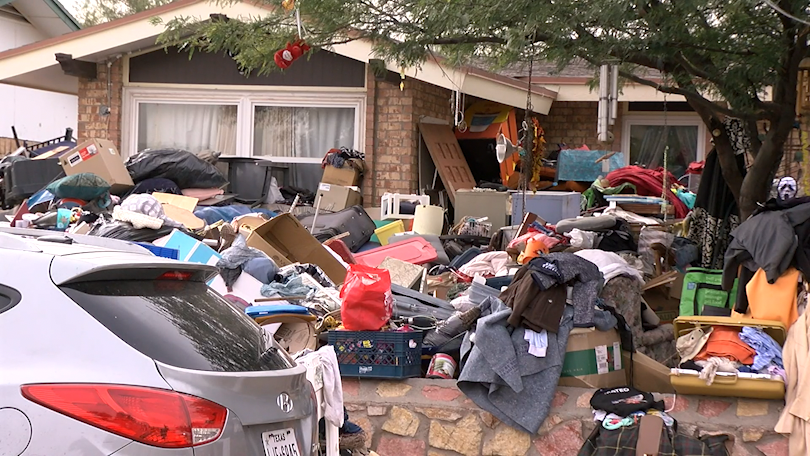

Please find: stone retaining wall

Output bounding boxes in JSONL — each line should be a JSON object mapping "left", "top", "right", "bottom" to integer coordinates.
{"left": 342, "top": 378, "right": 786, "bottom": 456}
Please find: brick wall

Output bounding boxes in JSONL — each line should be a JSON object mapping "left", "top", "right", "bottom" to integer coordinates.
{"left": 77, "top": 59, "right": 124, "bottom": 150}
{"left": 363, "top": 72, "right": 452, "bottom": 204}
{"left": 541, "top": 101, "right": 622, "bottom": 151}
{"left": 345, "top": 378, "right": 786, "bottom": 456}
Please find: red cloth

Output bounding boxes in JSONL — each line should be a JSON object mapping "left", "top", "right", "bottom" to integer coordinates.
{"left": 686, "top": 161, "right": 705, "bottom": 175}
{"left": 606, "top": 166, "right": 689, "bottom": 218}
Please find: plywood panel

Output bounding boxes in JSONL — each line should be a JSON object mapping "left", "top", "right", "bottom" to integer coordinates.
{"left": 419, "top": 122, "right": 475, "bottom": 205}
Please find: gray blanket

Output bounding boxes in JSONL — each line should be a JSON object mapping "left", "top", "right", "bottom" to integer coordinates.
{"left": 458, "top": 297, "right": 574, "bottom": 434}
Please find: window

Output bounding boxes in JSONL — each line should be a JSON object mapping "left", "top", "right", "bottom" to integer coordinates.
{"left": 124, "top": 88, "right": 364, "bottom": 193}
{"left": 622, "top": 115, "right": 707, "bottom": 188}
{"left": 253, "top": 106, "right": 355, "bottom": 191}
{"left": 137, "top": 103, "right": 238, "bottom": 155}
{"left": 61, "top": 280, "right": 293, "bottom": 372}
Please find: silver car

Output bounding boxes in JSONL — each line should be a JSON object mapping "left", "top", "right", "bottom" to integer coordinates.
{"left": 0, "top": 228, "right": 317, "bottom": 455}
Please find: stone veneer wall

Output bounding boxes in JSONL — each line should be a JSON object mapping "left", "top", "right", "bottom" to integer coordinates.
{"left": 342, "top": 378, "right": 786, "bottom": 456}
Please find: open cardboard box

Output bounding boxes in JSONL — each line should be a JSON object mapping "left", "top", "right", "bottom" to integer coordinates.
{"left": 245, "top": 213, "right": 347, "bottom": 285}
{"left": 643, "top": 271, "right": 685, "bottom": 324}
{"left": 558, "top": 327, "right": 626, "bottom": 389}
{"left": 622, "top": 351, "right": 676, "bottom": 394}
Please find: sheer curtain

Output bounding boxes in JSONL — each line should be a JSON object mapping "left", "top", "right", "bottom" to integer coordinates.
{"left": 253, "top": 106, "right": 355, "bottom": 191}
{"left": 630, "top": 125, "right": 698, "bottom": 178}
{"left": 137, "top": 103, "right": 237, "bottom": 155}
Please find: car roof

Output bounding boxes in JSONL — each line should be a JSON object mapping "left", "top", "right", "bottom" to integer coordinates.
{"left": 0, "top": 228, "right": 218, "bottom": 285}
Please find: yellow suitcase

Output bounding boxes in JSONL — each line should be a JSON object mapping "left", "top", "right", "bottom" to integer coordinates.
{"left": 670, "top": 316, "right": 786, "bottom": 400}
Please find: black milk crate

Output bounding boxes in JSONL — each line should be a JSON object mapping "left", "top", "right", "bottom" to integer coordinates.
{"left": 327, "top": 330, "right": 423, "bottom": 379}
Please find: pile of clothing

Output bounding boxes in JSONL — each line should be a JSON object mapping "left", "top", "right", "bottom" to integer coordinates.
{"left": 456, "top": 253, "right": 615, "bottom": 434}
{"left": 674, "top": 325, "right": 785, "bottom": 385}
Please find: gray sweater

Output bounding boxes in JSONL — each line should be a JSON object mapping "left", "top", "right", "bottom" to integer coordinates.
{"left": 722, "top": 203, "right": 810, "bottom": 289}
{"left": 458, "top": 297, "right": 574, "bottom": 434}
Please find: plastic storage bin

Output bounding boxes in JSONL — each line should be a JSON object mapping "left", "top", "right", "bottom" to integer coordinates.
{"left": 381, "top": 193, "right": 430, "bottom": 220}
{"left": 370, "top": 220, "right": 395, "bottom": 243}
{"left": 354, "top": 237, "right": 438, "bottom": 267}
{"left": 374, "top": 220, "right": 405, "bottom": 245}
{"left": 219, "top": 157, "right": 275, "bottom": 205}
{"left": 669, "top": 316, "right": 786, "bottom": 400}
{"left": 510, "top": 191, "right": 581, "bottom": 225}
{"left": 328, "top": 330, "right": 423, "bottom": 378}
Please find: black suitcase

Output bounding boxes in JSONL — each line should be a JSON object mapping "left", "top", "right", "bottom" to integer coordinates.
{"left": 298, "top": 205, "right": 376, "bottom": 252}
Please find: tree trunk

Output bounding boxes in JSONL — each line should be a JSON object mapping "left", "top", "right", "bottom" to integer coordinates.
{"left": 738, "top": 112, "right": 794, "bottom": 220}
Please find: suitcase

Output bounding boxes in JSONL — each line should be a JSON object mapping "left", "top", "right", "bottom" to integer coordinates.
{"left": 669, "top": 316, "right": 786, "bottom": 399}
{"left": 354, "top": 238, "right": 438, "bottom": 267}
{"left": 298, "top": 205, "right": 376, "bottom": 252}
{"left": 679, "top": 268, "right": 739, "bottom": 317}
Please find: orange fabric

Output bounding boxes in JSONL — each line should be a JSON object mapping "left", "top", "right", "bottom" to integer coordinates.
{"left": 695, "top": 326, "right": 756, "bottom": 364}
{"left": 732, "top": 267, "right": 799, "bottom": 331}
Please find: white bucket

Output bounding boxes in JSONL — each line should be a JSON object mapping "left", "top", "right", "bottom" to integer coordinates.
{"left": 412, "top": 205, "right": 444, "bottom": 235}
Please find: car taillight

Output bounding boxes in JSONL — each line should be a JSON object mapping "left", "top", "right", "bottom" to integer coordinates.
{"left": 20, "top": 384, "right": 227, "bottom": 448}
{"left": 159, "top": 271, "right": 193, "bottom": 280}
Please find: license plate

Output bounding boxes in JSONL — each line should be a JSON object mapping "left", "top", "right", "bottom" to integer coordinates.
{"left": 262, "top": 428, "right": 301, "bottom": 456}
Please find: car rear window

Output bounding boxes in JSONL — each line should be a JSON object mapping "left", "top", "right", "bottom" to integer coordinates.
{"left": 60, "top": 280, "right": 294, "bottom": 372}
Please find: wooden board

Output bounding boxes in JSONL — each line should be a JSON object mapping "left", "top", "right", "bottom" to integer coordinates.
{"left": 419, "top": 122, "right": 475, "bottom": 205}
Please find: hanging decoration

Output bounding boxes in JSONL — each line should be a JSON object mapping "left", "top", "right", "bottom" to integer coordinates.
{"left": 274, "top": 39, "right": 311, "bottom": 69}
{"left": 453, "top": 89, "right": 467, "bottom": 132}
{"left": 529, "top": 118, "right": 546, "bottom": 188}
{"left": 274, "top": 1, "right": 310, "bottom": 69}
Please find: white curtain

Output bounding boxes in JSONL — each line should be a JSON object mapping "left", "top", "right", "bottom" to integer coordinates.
{"left": 254, "top": 106, "right": 355, "bottom": 191}
{"left": 253, "top": 106, "right": 354, "bottom": 158}
{"left": 137, "top": 103, "right": 237, "bottom": 155}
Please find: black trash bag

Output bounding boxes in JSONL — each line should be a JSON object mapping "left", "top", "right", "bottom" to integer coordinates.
{"left": 88, "top": 220, "right": 179, "bottom": 242}
{"left": 125, "top": 149, "right": 227, "bottom": 189}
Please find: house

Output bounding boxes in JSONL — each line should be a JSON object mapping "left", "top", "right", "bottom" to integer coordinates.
{"left": 0, "top": 0, "right": 710, "bottom": 205}
{"left": 0, "top": 0, "right": 80, "bottom": 153}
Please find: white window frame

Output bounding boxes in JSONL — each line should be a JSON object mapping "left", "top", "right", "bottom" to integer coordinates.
{"left": 121, "top": 87, "right": 366, "bottom": 162}
{"left": 621, "top": 113, "right": 708, "bottom": 168}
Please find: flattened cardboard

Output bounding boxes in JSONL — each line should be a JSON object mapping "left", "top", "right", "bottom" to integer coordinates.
{"left": 558, "top": 327, "right": 626, "bottom": 389}
{"left": 161, "top": 204, "right": 205, "bottom": 230}
{"left": 153, "top": 192, "right": 199, "bottom": 212}
{"left": 245, "top": 213, "right": 347, "bottom": 284}
{"left": 59, "top": 139, "right": 134, "bottom": 193}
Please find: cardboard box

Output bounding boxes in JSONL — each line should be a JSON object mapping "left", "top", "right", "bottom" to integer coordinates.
{"left": 316, "top": 182, "right": 362, "bottom": 212}
{"left": 558, "top": 327, "right": 626, "bottom": 388}
{"left": 245, "top": 213, "right": 347, "bottom": 284}
{"left": 643, "top": 279, "right": 682, "bottom": 324}
{"left": 622, "top": 351, "right": 676, "bottom": 394}
{"left": 59, "top": 139, "right": 134, "bottom": 193}
{"left": 322, "top": 162, "right": 362, "bottom": 186}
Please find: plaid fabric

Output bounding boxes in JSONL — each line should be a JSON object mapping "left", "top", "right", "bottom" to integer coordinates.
{"left": 577, "top": 424, "right": 730, "bottom": 456}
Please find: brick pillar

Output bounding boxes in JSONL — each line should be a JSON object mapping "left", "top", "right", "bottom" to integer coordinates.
{"left": 541, "top": 101, "right": 622, "bottom": 151}
{"left": 364, "top": 69, "right": 452, "bottom": 207}
{"left": 77, "top": 58, "right": 124, "bottom": 150}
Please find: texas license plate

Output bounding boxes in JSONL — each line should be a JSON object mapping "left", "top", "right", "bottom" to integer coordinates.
{"left": 262, "top": 428, "right": 301, "bottom": 456}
